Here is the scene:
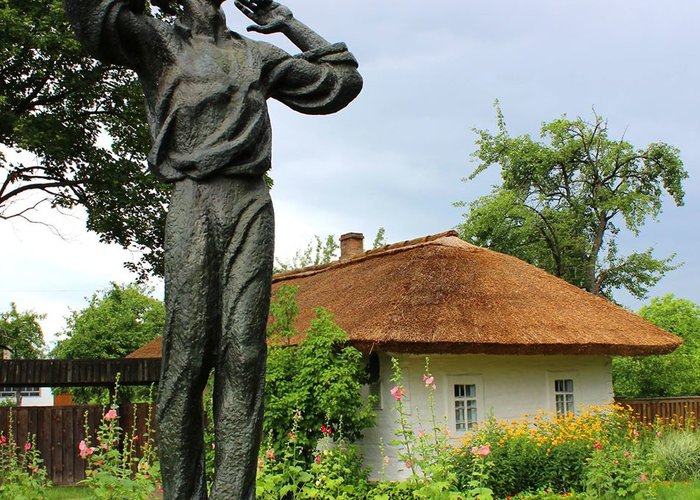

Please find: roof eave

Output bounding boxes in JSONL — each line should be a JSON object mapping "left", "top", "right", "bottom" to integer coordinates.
{"left": 349, "top": 340, "right": 682, "bottom": 356}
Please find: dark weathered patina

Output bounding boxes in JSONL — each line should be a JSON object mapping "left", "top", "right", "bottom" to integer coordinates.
{"left": 63, "top": 0, "right": 361, "bottom": 497}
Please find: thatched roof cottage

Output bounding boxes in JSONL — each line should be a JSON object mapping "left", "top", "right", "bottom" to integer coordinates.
{"left": 130, "top": 230, "right": 680, "bottom": 478}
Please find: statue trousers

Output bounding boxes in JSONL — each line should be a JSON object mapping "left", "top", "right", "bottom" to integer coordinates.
{"left": 157, "top": 176, "right": 274, "bottom": 500}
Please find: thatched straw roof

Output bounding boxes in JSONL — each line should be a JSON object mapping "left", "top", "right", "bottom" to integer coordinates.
{"left": 128, "top": 231, "right": 681, "bottom": 358}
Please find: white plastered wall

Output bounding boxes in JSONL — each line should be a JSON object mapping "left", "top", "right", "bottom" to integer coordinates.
{"left": 357, "top": 352, "right": 613, "bottom": 480}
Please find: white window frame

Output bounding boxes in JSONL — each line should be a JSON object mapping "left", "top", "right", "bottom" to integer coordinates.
{"left": 0, "top": 387, "right": 40, "bottom": 398}
{"left": 554, "top": 379, "right": 575, "bottom": 416}
{"left": 445, "top": 375, "right": 484, "bottom": 435}
{"left": 546, "top": 371, "right": 578, "bottom": 416}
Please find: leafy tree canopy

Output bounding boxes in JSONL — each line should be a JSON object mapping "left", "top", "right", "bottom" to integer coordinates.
{"left": 1, "top": 0, "right": 169, "bottom": 278}
{"left": 51, "top": 282, "right": 164, "bottom": 361}
{"left": 456, "top": 104, "right": 687, "bottom": 300}
{"left": 51, "top": 282, "right": 164, "bottom": 403}
{"left": 0, "top": 302, "right": 45, "bottom": 359}
{"left": 613, "top": 295, "right": 700, "bottom": 397}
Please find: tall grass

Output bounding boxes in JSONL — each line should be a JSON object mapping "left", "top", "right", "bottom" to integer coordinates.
{"left": 653, "top": 431, "right": 700, "bottom": 481}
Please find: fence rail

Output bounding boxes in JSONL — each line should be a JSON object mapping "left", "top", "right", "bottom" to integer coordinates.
{"left": 615, "top": 396, "right": 700, "bottom": 425}
{"left": 0, "top": 359, "right": 161, "bottom": 387}
{"left": 0, "top": 403, "right": 155, "bottom": 485}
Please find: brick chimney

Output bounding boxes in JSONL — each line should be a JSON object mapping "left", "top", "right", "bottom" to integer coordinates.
{"left": 340, "top": 232, "right": 364, "bottom": 262}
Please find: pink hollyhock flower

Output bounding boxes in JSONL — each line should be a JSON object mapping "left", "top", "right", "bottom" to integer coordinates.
{"left": 422, "top": 374, "right": 435, "bottom": 389}
{"left": 24, "top": 442, "right": 31, "bottom": 451}
{"left": 623, "top": 451, "right": 631, "bottom": 459}
{"left": 133, "top": 435, "right": 139, "bottom": 442}
{"left": 104, "top": 409, "right": 118, "bottom": 421}
{"left": 78, "top": 443, "right": 93, "bottom": 458}
{"left": 0, "top": 435, "right": 6, "bottom": 444}
{"left": 265, "top": 448, "right": 275, "bottom": 461}
{"left": 471, "top": 445, "right": 491, "bottom": 456}
{"left": 640, "top": 473, "right": 647, "bottom": 481}
{"left": 404, "top": 459, "right": 413, "bottom": 469}
{"left": 321, "top": 424, "right": 332, "bottom": 436}
{"left": 315, "top": 455, "right": 321, "bottom": 464}
{"left": 593, "top": 441, "right": 602, "bottom": 450}
{"left": 390, "top": 386, "right": 406, "bottom": 401}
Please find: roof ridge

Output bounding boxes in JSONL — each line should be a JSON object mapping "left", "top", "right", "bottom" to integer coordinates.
{"left": 272, "top": 230, "right": 460, "bottom": 283}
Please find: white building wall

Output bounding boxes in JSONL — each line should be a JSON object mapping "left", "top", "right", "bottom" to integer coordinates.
{"left": 358, "top": 353, "right": 613, "bottom": 480}
{"left": 20, "top": 387, "right": 54, "bottom": 406}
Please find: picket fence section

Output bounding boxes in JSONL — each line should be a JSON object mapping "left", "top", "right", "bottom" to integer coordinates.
{"left": 615, "top": 396, "right": 700, "bottom": 426}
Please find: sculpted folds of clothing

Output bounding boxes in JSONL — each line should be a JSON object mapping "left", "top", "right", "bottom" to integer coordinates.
{"left": 63, "top": 0, "right": 362, "bottom": 182}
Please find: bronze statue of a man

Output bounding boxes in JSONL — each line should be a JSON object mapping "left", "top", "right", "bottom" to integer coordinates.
{"left": 63, "top": 0, "right": 361, "bottom": 497}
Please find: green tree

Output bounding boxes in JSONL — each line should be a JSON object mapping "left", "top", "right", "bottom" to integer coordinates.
{"left": 274, "top": 235, "right": 340, "bottom": 273}
{"left": 613, "top": 295, "right": 700, "bottom": 397}
{"left": 275, "top": 228, "right": 386, "bottom": 273}
{"left": 456, "top": 105, "right": 687, "bottom": 300}
{"left": 264, "top": 286, "right": 375, "bottom": 458}
{"left": 0, "top": 0, "right": 169, "bottom": 278}
{"left": 0, "top": 303, "right": 45, "bottom": 359}
{"left": 372, "top": 227, "right": 387, "bottom": 249}
{"left": 51, "top": 282, "right": 165, "bottom": 402}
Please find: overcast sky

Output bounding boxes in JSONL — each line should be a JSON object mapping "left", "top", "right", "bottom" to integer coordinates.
{"left": 2, "top": 0, "right": 699, "bottom": 347}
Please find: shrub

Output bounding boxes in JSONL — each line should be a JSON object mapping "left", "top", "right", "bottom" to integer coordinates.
{"left": 652, "top": 430, "right": 700, "bottom": 481}
{"left": 454, "top": 404, "right": 644, "bottom": 497}
{"left": 301, "top": 439, "right": 370, "bottom": 499}
{"left": 256, "top": 412, "right": 313, "bottom": 500}
{"left": 584, "top": 440, "right": 651, "bottom": 498}
{"left": 80, "top": 381, "right": 160, "bottom": 499}
{"left": 0, "top": 412, "right": 50, "bottom": 500}
{"left": 256, "top": 410, "right": 371, "bottom": 499}
{"left": 264, "top": 288, "right": 375, "bottom": 458}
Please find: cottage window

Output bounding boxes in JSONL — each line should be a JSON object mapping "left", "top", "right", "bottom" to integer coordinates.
{"left": 0, "top": 387, "right": 40, "bottom": 398}
{"left": 453, "top": 383, "right": 478, "bottom": 431}
{"left": 554, "top": 379, "right": 574, "bottom": 415}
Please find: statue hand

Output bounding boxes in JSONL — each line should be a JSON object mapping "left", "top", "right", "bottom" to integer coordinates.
{"left": 234, "top": 0, "right": 293, "bottom": 34}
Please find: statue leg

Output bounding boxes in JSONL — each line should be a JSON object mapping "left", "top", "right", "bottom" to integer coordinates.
{"left": 209, "top": 177, "right": 274, "bottom": 500}
{"left": 157, "top": 179, "right": 219, "bottom": 500}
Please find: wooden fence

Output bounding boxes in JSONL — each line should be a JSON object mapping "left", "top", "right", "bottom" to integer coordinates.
{"left": 615, "top": 397, "right": 700, "bottom": 426}
{"left": 0, "top": 403, "right": 156, "bottom": 485}
{"left": 0, "top": 359, "right": 161, "bottom": 387}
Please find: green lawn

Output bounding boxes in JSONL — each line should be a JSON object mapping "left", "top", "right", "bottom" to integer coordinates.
{"left": 652, "top": 480, "right": 700, "bottom": 500}
{"left": 45, "top": 486, "right": 91, "bottom": 499}
{"left": 44, "top": 482, "right": 700, "bottom": 499}
{"left": 45, "top": 486, "right": 163, "bottom": 499}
